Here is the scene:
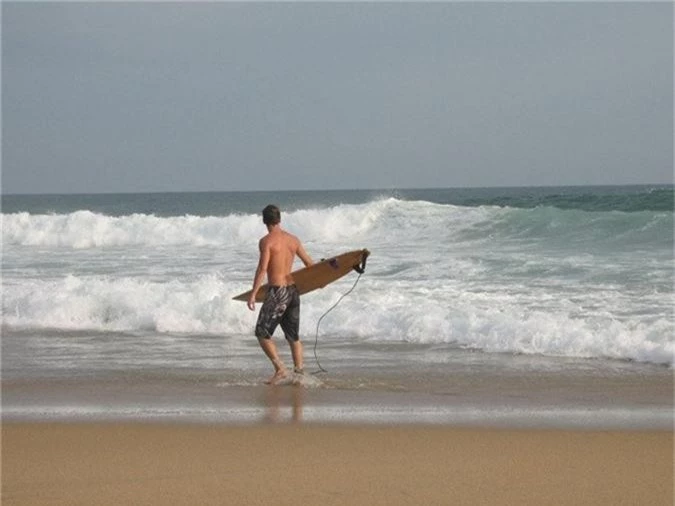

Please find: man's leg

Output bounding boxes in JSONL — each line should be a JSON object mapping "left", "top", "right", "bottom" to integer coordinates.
{"left": 288, "top": 339, "right": 303, "bottom": 373}
{"left": 281, "top": 287, "right": 303, "bottom": 374}
{"left": 255, "top": 288, "right": 290, "bottom": 384}
{"left": 258, "top": 337, "right": 287, "bottom": 384}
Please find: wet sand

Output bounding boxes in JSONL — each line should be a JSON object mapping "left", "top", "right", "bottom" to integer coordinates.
{"left": 2, "top": 422, "right": 672, "bottom": 506}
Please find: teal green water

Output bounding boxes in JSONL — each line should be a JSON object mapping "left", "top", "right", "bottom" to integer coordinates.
{"left": 3, "top": 184, "right": 673, "bottom": 216}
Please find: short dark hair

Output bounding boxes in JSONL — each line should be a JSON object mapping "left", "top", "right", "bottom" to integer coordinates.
{"left": 262, "top": 205, "right": 281, "bottom": 225}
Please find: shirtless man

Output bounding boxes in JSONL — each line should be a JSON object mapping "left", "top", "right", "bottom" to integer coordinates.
{"left": 248, "top": 205, "right": 313, "bottom": 384}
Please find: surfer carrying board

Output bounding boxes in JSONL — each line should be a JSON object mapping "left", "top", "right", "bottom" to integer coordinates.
{"left": 248, "top": 205, "right": 314, "bottom": 384}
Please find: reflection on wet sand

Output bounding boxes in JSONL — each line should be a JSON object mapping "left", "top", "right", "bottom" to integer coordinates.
{"left": 261, "top": 383, "right": 305, "bottom": 423}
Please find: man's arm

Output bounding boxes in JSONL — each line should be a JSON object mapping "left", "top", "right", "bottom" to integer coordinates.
{"left": 248, "top": 239, "right": 270, "bottom": 311}
{"left": 296, "top": 241, "right": 313, "bottom": 268}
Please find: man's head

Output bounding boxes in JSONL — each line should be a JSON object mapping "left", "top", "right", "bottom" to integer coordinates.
{"left": 262, "top": 205, "right": 281, "bottom": 226}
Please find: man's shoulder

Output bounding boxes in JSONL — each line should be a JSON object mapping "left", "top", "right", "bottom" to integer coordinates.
{"left": 282, "top": 230, "right": 301, "bottom": 244}
{"left": 259, "top": 229, "right": 297, "bottom": 246}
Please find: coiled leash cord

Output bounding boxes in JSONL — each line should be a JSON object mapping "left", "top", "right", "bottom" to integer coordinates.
{"left": 311, "top": 250, "right": 369, "bottom": 375}
{"left": 311, "top": 271, "right": 363, "bottom": 374}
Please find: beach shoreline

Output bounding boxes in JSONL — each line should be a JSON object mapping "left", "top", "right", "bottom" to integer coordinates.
{"left": 3, "top": 373, "right": 673, "bottom": 429}
{"left": 3, "top": 339, "right": 673, "bottom": 505}
{"left": 2, "top": 421, "right": 672, "bottom": 506}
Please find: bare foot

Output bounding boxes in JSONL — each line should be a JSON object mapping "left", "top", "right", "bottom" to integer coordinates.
{"left": 264, "top": 369, "right": 288, "bottom": 385}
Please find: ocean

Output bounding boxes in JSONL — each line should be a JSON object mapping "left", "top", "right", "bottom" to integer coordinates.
{"left": 2, "top": 185, "right": 673, "bottom": 427}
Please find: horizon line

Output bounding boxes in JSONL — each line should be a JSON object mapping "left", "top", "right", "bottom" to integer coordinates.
{"left": 2, "top": 182, "right": 673, "bottom": 198}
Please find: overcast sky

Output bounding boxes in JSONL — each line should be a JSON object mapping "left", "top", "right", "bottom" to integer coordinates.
{"left": 2, "top": 2, "right": 673, "bottom": 194}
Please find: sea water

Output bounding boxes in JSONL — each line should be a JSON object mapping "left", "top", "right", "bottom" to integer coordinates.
{"left": 2, "top": 186, "right": 673, "bottom": 426}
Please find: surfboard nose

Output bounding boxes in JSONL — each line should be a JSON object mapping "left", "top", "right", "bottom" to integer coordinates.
{"left": 353, "top": 249, "right": 370, "bottom": 274}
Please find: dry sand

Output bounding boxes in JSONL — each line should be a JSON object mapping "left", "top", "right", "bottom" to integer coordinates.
{"left": 2, "top": 422, "right": 672, "bottom": 506}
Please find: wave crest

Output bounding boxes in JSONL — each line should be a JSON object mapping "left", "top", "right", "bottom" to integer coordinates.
{"left": 3, "top": 198, "right": 672, "bottom": 251}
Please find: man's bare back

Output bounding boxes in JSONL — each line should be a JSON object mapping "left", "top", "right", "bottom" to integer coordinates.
{"left": 260, "top": 229, "right": 304, "bottom": 287}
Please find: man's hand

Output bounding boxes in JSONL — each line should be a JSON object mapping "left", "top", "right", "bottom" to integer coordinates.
{"left": 247, "top": 294, "right": 256, "bottom": 311}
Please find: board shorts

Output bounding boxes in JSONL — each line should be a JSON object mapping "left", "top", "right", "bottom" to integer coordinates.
{"left": 255, "top": 285, "right": 300, "bottom": 342}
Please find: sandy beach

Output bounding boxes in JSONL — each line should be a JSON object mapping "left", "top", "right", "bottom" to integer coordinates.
{"left": 2, "top": 422, "right": 672, "bottom": 506}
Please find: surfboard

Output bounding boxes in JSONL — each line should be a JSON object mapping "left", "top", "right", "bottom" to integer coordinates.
{"left": 233, "top": 248, "right": 370, "bottom": 302}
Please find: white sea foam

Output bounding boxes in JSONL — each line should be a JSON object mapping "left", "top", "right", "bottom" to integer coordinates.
{"left": 2, "top": 210, "right": 262, "bottom": 248}
{"left": 2, "top": 272, "right": 673, "bottom": 366}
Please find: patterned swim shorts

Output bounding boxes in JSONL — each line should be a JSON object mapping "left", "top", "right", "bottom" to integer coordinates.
{"left": 255, "top": 285, "right": 300, "bottom": 342}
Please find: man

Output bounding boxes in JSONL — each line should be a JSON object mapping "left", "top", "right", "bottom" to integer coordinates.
{"left": 248, "top": 205, "right": 313, "bottom": 384}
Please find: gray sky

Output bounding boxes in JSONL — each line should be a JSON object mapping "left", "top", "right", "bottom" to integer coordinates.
{"left": 2, "top": 2, "right": 673, "bottom": 194}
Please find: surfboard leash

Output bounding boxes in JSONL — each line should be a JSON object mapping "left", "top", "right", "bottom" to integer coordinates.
{"left": 311, "top": 271, "right": 363, "bottom": 375}
{"left": 311, "top": 250, "right": 369, "bottom": 375}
